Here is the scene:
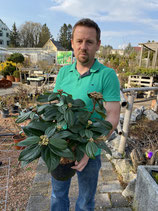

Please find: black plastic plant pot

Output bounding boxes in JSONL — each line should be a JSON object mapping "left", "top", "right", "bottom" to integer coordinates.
{"left": 51, "top": 162, "right": 76, "bottom": 181}
{"left": 11, "top": 105, "right": 19, "bottom": 113}
{"left": 1, "top": 108, "right": 9, "bottom": 118}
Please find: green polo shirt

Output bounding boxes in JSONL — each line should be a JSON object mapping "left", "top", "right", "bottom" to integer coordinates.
{"left": 54, "top": 59, "right": 120, "bottom": 155}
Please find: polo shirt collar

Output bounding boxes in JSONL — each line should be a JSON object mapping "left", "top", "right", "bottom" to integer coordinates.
{"left": 69, "top": 59, "right": 101, "bottom": 73}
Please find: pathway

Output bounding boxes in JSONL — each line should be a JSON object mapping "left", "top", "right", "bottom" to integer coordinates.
{"left": 26, "top": 152, "right": 133, "bottom": 211}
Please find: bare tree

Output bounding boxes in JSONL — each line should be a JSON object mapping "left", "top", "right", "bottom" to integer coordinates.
{"left": 19, "top": 21, "right": 42, "bottom": 47}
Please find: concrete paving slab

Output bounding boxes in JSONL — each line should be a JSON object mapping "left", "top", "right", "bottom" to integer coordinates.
{"left": 95, "top": 193, "right": 112, "bottom": 208}
{"left": 106, "top": 208, "right": 132, "bottom": 211}
{"left": 99, "top": 181, "right": 123, "bottom": 193}
{"left": 110, "top": 193, "right": 130, "bottom": 207}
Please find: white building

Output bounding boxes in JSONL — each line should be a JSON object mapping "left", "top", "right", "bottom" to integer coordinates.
{"left": 0, "top": 19, "right": 10, "bottom": 48}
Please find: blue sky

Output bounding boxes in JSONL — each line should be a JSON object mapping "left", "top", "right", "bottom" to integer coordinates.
{"left": 1, "top": 0, "right": 158, "bottom": 49}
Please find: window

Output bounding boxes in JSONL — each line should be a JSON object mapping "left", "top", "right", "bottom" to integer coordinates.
{"left": 0, "top": 40, "right": 3, "bottom": 45}
{"left": 0, "top": 31, "right": 3, "bottom": 36}
{"left": 6, "top": 32, "right": 9, "bottom": 37}
{"left": 7, "top": 41, "right": 10, "bottom": 45}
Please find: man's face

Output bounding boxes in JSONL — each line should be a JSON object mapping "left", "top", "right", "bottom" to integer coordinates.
{"left": 71, "top": 26, "right": 101, "bottom": 66}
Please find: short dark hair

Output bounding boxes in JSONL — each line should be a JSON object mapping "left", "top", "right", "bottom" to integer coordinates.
{"left": 72, "top": 18, "right": 101, "bottom": 42}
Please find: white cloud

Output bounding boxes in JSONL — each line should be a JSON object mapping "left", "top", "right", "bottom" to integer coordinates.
{"left": 49, "top": 0, "right": 158, "bottom": 27}
{"left": 118, "top": 43, "right": 128, "bottom": 50}
{"left": 101, "top": 30, "right": 143, "bottom": 38}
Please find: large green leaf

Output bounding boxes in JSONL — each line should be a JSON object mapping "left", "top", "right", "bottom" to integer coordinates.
{"left": 75, "top": 147, "right": 84, "bottom": 162}
{"left": 23, "top": 126, "right": 44, "bottom": 137}
{"left": 78, "top": 144, "right": 86, "bottom": 154}
{"left": 72, "top": 99, "right": 86, "bottom": 108}
{"left": 78, "top": 111, "right": 91, "bottom": 124}
{"left": 49, "top": 138, "right": 68, "bottom": 150}
{"left": 85, "top": 129, "right": 93, "bottom": 138}
{"left": 45, "top": 125, "right": 56, "bottom": 138}
{"left": 64, "top": 109, "right": 75, "bottom": 127}
{"left": 90, "top": 126, "right": 109, "bottom": 136}
{"left": 37, "top": 104, "right": 51, "bottom": 114}
{"left": 30, "top": 112, "right": 38, "bottom": 120}
{"left": 86, "top": 142, "right": 98, "bottom": 159}
{"left": 42, "top": 107, "right": 59, "bottom": 121}
{"left": 58, "top": 104, "right": 68, "bottom": 114}
{"left": 65, "top": 95, "right": 74, "bottom": 104}
{"left": 48, "top": 92, "right": 58, "bottom": 102}
{"left": 16, "top": 111, "right": 32, "bottom": 123}
{"left": 19, "top": 144, "right": 41, "bottom": 161}
{"left": 52, "top": 131, "right": 72, "bottom": 139}
{"left": 74, "top": 136, "right": 88, "bottom": 143}
{"left": 56, "top": 113, "right": 64, "bottom": 122}
{"left": 69, "top": 124, "right": 84, "bottom": 133}
{"left": 49, "top": 145, "right": 75, "bottom": 160}
{"left": 94, "top": 118, "right": 113, "bottom": 130}
{"left": 17, "top": 136, "right": 40, "bottom": 146}
{"left": 41, "top": 147, "right": 60, "bottom": 172}
{"left": 95, "top": 106, "right": 106, "bottom": 119}
{"left": 27, "top": 120, "right": 52, "bottom": 132}
{"left": 37, "top": 94, "right": 50, "bottom": 102}
{"left": 79, "top": 129, "right": 86, "bottom": 137}
{"left": 95, "top": 141, "right": 112, "bottom": 155}
{"left": 21, "top": 159, "right": 36, "bottom": 168}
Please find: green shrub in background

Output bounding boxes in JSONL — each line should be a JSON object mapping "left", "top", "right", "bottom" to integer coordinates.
{"left": 3, "top": 64, "right": 16, "bottom": 76}
{"left": 133, "top": 67, "right": 158, "bottom": 76}
{"left": 13, "top": 70, "right": 20, "bottom": 78}
{"left": 7, "top": 53, "right": 24, "bottom": 64}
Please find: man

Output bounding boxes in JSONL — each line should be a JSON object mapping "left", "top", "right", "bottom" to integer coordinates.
{"left": 51, "top": 18, "right": 120, "bottom": 211}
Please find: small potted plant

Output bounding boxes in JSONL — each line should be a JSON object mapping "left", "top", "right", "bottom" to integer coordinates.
{"left": 0, "top": 97, "right": 9, "bottom": 118}
{"left": 11, "top": 119, "right": 26, "bottom": 150}
{"left": 13, "top": 70, "right": 20, "bottom": 82}
{"left": 16, "top": 90, "right": 112, "bottom": 180}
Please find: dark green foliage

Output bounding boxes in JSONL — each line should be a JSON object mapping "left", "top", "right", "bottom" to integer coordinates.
{"left": 58, "top": 23, "right": 72, "bottom": 50}
{"left": 9, "top": 22, "right": 20, "bottom": 47}
{"left": 7, "top": 53, "right": 24, "bottom": 64}
{"left": 16, "top": 90, "right": 112, "bottom": 172}
{"left": 2, "top": 64, "right": 16, "bottom": 76}
{"left": 13, "top": 70, "right": 20, "bottom": 78}
{"left": 38, "top": 23, "right": 51, "bottom": 47}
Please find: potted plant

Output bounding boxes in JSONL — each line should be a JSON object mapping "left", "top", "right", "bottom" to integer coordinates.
{"left": 13, "top": 132, "right": 26, "bottom": 150}
{"left": 16, "top": 90, "right": 112, "bottom": 180}
{"left": 5, "top": 67, "right": 15, "bottom": 82}
{"left": 13, "top": 70, "right": 20, "bottom": 82}
{"left": 0, "top": 97, "right": 9, "bottom": 118}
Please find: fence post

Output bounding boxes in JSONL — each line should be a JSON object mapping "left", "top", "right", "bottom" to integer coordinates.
{"left": 154, "top": 92, "right": 158, "bottom": 112}
{"left": 118, "top": 93, "right": 135, "bottom": 155}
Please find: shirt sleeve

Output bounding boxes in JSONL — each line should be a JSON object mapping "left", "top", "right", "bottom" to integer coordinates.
{"left": 102, "top": 69, "right": 120, "bottom": 102}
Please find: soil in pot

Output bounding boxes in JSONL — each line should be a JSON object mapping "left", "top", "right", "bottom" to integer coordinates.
{"left": 51, "top": 162, "right": 76, "bottom": 181}
{"left": 13, "top": 135, "right": 25, "bottom": 150}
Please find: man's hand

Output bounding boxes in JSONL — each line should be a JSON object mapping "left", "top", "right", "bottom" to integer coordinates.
{"left": 71, "top": 154, "right": 89, "bottom": 172}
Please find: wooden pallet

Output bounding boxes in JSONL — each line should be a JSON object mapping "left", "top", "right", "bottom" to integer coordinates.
{"left": 126, "top": 75, "right": 154, "bottom": 97}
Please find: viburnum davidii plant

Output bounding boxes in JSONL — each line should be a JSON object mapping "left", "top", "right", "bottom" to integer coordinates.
{"left": 16, "top": 90, "right": 112, "bottom": 172}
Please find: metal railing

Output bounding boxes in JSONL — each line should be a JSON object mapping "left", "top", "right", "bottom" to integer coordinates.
{"left": 118, "top": 86, "right": 158, "bottom": 155}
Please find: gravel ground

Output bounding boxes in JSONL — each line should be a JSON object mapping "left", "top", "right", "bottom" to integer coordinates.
{"left": 0, "top": 115, "right": 38, "bottom": 211}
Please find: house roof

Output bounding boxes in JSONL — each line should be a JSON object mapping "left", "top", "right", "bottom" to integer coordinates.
{"left": 133, "top": 46, "right": 141, "bottom": 52}
{"left": 50, "top": 39, "right": 65, "bottom": 51}
{"left": 0, "top": 19, "right": 10, "bottom": 31}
